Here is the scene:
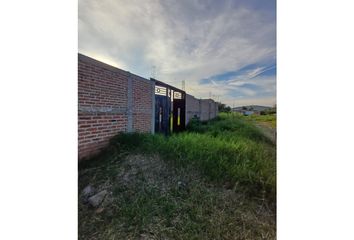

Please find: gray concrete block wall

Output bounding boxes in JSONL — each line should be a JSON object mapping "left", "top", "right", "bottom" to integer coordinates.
{"left": 210, "top": 100, "right": 216, "bottom": 119}
{"left": 199, "top": 99, "right": 210, "bottom": 121}
{"left": 185, "top": 94, "right": 201, "bottom": 125}
{"left": 186, "top": 95, "right": 219, "bottom": 124}
{"left": 186, "top": 98, "right": 218, "bottom": 123}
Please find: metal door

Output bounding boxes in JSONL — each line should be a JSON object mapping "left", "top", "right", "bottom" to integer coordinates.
{"left": 172, "top": 91, "right": 186, "bottom": 132}
{"left": 154, "top": 86, "right": 171, "bottom": 135}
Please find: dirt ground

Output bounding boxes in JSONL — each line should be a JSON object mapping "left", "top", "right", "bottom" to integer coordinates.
{"left": 79, "top": 154, "right": 276, "bottom": 239}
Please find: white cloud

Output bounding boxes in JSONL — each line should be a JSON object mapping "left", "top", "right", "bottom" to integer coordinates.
{"left": 79, "top": 0, "right": 276, "bottom": 105}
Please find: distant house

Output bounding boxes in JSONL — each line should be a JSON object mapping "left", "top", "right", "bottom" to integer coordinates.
{"left": 243, "top": 111, "right": 254, "bottom": 116}
{"left": 232, "top": 105, "right": 270, "bottom": 116}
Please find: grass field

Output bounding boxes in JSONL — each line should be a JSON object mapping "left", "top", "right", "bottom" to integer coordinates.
{"left": 245, "top": 114, "right": 276, "bottom": 129}
{"left": 79, "top": 113, "right": 276, "bottom": 239}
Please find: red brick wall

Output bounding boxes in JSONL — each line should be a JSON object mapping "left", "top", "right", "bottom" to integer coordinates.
{"left": 78, "top": 114, "right": 128, "bottom": 159}
{"left": 78, "top": 54, "right": 154, "bottom": 160}
{"left": 132, "top": 75, "right": 153, "bottom": 132}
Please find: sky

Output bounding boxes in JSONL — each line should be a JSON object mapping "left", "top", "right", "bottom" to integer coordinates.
{"left": 79, "top": 0, "right": 276, "bottom": 107}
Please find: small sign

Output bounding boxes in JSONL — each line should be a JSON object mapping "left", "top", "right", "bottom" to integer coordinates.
{"left": 155, "top": 86, "right": 167, "bottom": 96}
{"left": 174, "top": 91, "right": 182, "bottom": 99}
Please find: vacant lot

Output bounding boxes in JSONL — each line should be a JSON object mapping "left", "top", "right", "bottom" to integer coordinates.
{"left": 244, "top": 114, "right": 276, "bottom": 129}
{"left": 242, "top": 114, "right": 276, "bottom": 144}
{"left": 79, "top": 113, "right": 276, "bottom": 239}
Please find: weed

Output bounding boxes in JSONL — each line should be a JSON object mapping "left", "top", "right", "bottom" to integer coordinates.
{"left": 79, "top": 113, "right": 276, "bottom": 239}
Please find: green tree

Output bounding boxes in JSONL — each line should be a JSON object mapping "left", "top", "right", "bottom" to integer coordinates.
{"left": 218, "top": 103, "right": 231, "bottom": 113}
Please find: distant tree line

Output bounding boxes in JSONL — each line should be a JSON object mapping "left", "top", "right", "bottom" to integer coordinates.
{"left": 218, "top": 103, "right": 231, "bottom": 113}
{"left": 260, "top": 104, "right": 276, "bottom": 115}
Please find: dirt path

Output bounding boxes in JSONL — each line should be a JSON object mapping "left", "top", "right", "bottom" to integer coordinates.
{"left": 255, "top": 122, "right": 276, "bottom": 144}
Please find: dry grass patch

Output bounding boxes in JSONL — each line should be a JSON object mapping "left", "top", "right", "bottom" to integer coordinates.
{"left": 79, "top": 153, "right": 275, "bottom": 239}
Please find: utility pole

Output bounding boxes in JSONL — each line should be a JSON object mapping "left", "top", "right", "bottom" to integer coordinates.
{"left": 151, "top": 65, "right": 156, "bottom": 79}
{"left": 182, "top": 80, "right": 185, "bottom": 91}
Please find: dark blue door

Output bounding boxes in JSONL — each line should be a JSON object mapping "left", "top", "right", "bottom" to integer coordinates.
{"left": 155, "top": 95, "right": 171, "bottom": 135}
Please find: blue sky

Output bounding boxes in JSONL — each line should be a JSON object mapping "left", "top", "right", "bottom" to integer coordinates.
{"left": 79, "top": 0, "right": 276, "bottom": 107}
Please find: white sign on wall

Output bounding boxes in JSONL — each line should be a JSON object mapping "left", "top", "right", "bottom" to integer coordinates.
{"left": 155, "top": 86, "right": 167, "bottom": 96}
{"left": 174, "top": 91, "right": 182, "bottom": 99}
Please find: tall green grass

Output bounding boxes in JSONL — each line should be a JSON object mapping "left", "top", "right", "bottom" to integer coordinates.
{"left": 187, "top": 113, "right": 274, "bottom": 143}
{"left": 105, "top": 113, "right": 276, "bottom": 201}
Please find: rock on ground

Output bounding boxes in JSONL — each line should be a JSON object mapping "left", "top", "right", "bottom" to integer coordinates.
{"left": 82, "top": 185, "right": 95, "bottom": 197}
{"left": 81, "top": 185, "right": 95, "bottom": 203}
{"left": 88, "top": 190, "right": 107, "bottom": 207}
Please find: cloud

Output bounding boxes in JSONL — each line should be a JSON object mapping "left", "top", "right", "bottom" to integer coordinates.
{"left": 248, "top": 65, "right": 276, "bottom": 79}
{"left": 79, "top": 0, "right": 276, "bottom": 106}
